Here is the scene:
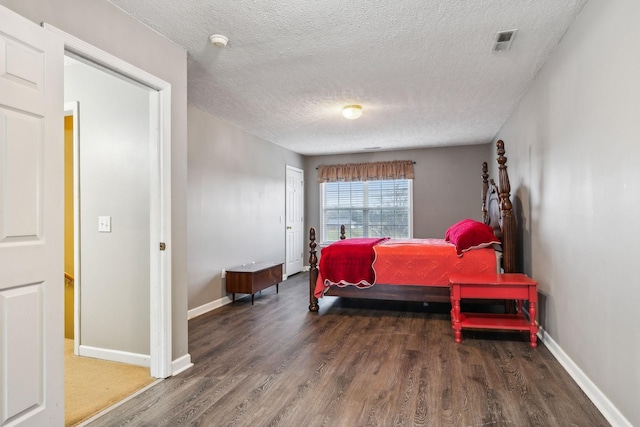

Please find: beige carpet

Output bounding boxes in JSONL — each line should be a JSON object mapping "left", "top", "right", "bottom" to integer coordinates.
{"left": 64, "top": 339, "right": 156, "bottom": 426}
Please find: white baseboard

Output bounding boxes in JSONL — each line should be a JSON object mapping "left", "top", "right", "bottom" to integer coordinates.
{"left": 171, "top": 353, "right": 193, "bottom": 376}
{"left": 78, "top": 345, "right": 150, "bottom": 367}
{"left": 78, "top": 344, "right": 193, "bottom": 378}
{"left": 189, "top": 269, "right": 306, "bottom": 320}
{"left": 188, "top": 295, "right": 232, "bottom": 320}
{"left": 538, "top": 327, "right": 632, "bottom": 427}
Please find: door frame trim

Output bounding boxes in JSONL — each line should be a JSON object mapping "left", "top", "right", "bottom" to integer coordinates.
{"left": 46, "top": 24, "right": 173, "bottom": 378}
{"left": 63, "top": 101, "right": 81, "bottom": 354}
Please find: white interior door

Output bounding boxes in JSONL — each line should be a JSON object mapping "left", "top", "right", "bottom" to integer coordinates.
{"left": 285, "top": 165, "right": 304, "bottom": 276}
{"left": 0, "top": 6, "right": 64, "bottom": 426}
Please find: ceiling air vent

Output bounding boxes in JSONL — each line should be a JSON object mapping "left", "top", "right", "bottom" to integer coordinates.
{"left": 492, "top": 29, "right": 517, "bottom": 52}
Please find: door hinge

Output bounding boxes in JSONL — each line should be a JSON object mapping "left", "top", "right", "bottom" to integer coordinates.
{"left": 159, "top": 242, "right": 166, "bottom": 251}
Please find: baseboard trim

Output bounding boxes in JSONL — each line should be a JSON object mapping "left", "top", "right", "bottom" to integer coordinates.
{"left": 78, "top": 345, "right": 150, "bottom": 367}
{"left": 171, "top": 353, "right": 193, "bottom": 376}
{"left": 538, "top": 327, "right": 632, "bottom": 427}
{"left": 188, "top": 295, "right": 232, "bottom": 319}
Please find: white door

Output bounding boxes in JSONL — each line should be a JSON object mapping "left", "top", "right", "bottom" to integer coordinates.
{"left": 285, "top": 166, "right": 304, "bottom": 276}
{"left": 0, "top": 6, "right": 64, "bottom": 426}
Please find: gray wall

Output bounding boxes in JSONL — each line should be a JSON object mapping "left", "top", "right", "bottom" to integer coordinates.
{"left": 0, "top": 0, "right": 189, "bottom": 363}
{"left": 65, "top": 61, "right": 151, "bottom": 355}
{"left": 304, "top": 144, "right": 491, "bottom": 242}
{"left": 493, "top": 0, "right": 639, "bottom": 424}
{"left": 187, "top": 106, "right": 304, "bottom": 309}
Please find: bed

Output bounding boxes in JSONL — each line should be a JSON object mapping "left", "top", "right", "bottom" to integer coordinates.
{"left": 308, "top": 140, "right": 516, "bottom": 312}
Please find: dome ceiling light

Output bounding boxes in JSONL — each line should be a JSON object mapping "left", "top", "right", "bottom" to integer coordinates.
{"left": 342, "top": 104, "right": 363, "bottom": 120}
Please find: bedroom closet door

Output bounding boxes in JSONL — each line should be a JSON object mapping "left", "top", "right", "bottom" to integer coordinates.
{"left": 285, "top": 166, "right": 304, "bottom": 277}
{"left": 0, "top": 5, "right": 65, "bottom": 425}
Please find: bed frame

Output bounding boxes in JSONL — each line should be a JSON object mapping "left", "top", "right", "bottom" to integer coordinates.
{"left": 308, "top": 140, "right": 515, "bottom": 312}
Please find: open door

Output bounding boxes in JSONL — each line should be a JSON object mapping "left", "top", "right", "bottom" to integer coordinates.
{"left": 0, "top": 5, "right": 64, "bottom": 425}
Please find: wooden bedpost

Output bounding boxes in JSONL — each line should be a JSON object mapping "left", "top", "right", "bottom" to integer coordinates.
{"left": 309, "top": 227, "right": 319, "bottom": 312}
{"left": 340, "top": 224, "right": 346, "bottom": 240}
{"left": 496, "top": 140, "right": 515, "bottom": 273}
{"left": 481, "top": 161, "right": 489, "bottom": 224}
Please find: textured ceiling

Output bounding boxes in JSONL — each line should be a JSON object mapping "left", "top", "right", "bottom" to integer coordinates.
{"left": 107, "top": 0, "right": 587, "bottom": 155}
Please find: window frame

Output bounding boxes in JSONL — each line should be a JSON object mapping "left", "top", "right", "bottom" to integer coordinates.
{"left": 319, "top": 179, "right": 413, "bottom": 244}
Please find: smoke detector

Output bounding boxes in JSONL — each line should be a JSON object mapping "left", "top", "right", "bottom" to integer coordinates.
{"left": 492, "top": 29, "right": 517, "bottom": 52}
{"left": 209, "top": 34, "right": 228, "bottom": 48}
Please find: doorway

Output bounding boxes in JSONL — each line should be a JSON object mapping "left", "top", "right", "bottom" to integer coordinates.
{"left": 64, "top": 55, "right": 153, "bottom": 365}
{"left": 47, "top": 22, "right": 173, "bottom": 378}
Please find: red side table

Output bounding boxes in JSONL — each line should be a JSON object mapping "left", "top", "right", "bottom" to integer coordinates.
{"left": 448, "top": 273, "right": 538, "bottom": 347}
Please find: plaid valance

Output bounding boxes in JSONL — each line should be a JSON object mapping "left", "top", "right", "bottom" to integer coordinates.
{"left": 317, "top": 160, "right": 414, "bottom": 183}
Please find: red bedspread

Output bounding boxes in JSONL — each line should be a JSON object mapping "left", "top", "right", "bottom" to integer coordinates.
{"left": 373, "top": 239, "right": 497, "bottom": 286}
{"left": 315, "top": 238, "right": 498, "bottom": 298}
{"left": 318, "top": 237, "right": 388, "bottom": 294}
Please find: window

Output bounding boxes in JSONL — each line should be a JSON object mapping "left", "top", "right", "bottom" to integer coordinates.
{"left": 321, "top": 179, "right": 413, "bottom": 242}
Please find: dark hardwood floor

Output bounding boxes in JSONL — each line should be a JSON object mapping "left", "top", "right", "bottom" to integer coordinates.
{"left": 88, "top": 272, "right": 609, "bottom": 426}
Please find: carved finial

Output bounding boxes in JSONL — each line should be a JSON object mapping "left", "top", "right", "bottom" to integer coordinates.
{"left": 340, "top": 225, "right": 346, "bottom": 240}
{"left": 496, "top": 140, "right": 511, "bottom": 199}
{"left": 497, "top": 140, "right": 506, "bottom": 165}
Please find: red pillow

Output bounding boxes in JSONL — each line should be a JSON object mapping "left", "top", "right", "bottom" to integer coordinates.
{"left": 445, "top": 219, "right": 501, "bottom": 256}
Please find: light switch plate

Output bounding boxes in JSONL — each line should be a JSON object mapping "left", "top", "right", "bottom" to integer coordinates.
{"left": 98, "top": 216, "right": 111, "bottom": 232}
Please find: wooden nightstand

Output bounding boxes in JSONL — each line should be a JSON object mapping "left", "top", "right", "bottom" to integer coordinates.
{"left": 448, "top": 273, "right": 538, "bottom": 347}
{"left": 226, "top": 262, "right": 283, "bottom": 305}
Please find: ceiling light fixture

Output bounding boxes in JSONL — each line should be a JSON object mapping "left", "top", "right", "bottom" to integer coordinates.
{"left": 209, "top": 34, "right": 228, "bottom": 47}
{"left": 342, "top": 104, "right": 363, "bottom": 120}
